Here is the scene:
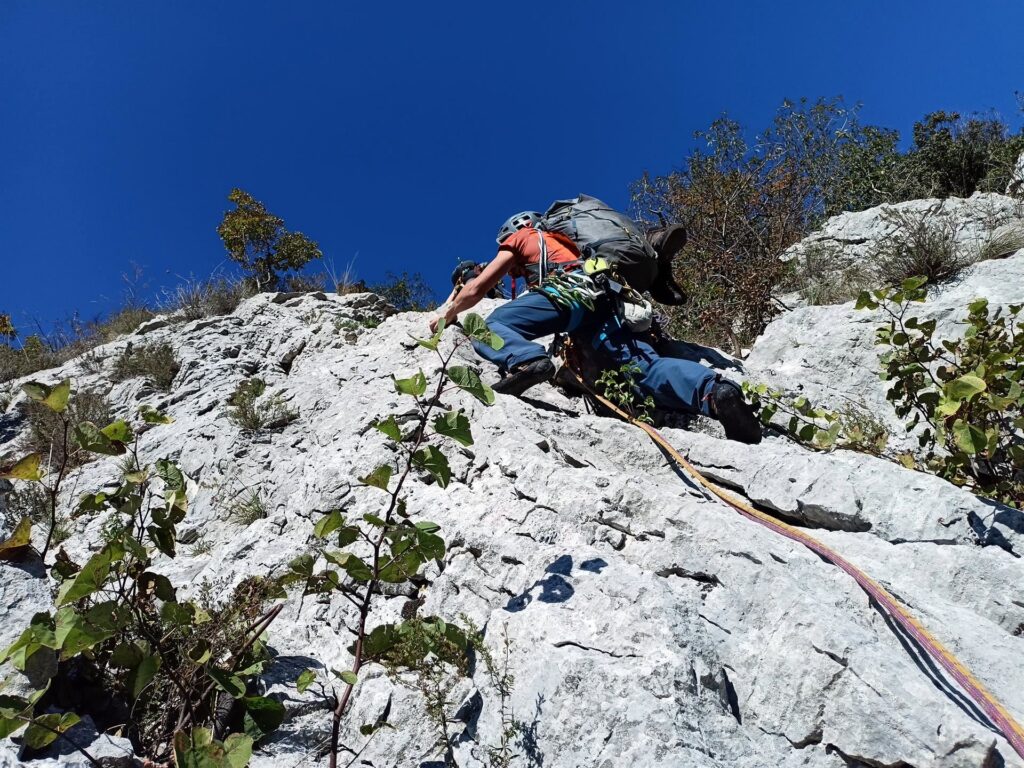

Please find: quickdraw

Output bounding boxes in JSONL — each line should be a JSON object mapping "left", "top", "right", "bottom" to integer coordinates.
{"left": 559, "top": 358, "right": 1024, "bottom": 761}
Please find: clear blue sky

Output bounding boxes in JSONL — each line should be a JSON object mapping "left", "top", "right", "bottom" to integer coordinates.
{"left": 2, "top": 1, "right": 1022, "bottom": 332}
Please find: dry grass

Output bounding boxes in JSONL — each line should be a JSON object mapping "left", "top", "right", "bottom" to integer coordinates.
{"left": 111, "top": 341, "right": 181, "bottom": 390}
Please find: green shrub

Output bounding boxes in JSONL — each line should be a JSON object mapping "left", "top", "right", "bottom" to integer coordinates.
{"left": 743, "top": 382, "right": 890, "bottom": 454}
{"left": 111, "top": 341, "right": 180, "bottom": 390}
{"left": 217, "top": 188, "right": 323, "bottom": 291}
{"left": 857, "top": 278, "right": 1024, "bottom": 508}
{"left": 596, "top": 362, "right": 656, "bottom": 423}
{"left": 0, "top": 387, "right": 283, "bottom": 764}
{"left": 226, "top": 378, "right": 297, "bottom": 431}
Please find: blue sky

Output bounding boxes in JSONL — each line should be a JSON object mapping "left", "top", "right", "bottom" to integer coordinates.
{"left": 2, "top": 1, "right": 1022, "bottom": 333}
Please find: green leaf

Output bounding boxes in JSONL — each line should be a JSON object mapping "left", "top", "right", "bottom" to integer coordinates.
{"left": 0, "top": 517, "right": 33, "bottom": 562}
{"left": 339, "top": 670, "right": 358, "bottom": 685}
{"left": 23, "top": 712, "right": 80, "bottom": 750}
{"left": 73, "top": 422, "right": 125, "bottom": 456}
{"left": 953, "top": 420, "right": 987, "bottom": 456}
{"left": 447, "top": 366, "right": 495, "bottom": 405}
{"left": 413, "top": 445, "right": 450, "bottom": 488}
{"left": 42, "top": 379, "right": 72, "bottom": 413}
{"left": 946, "top": 374, "right": 987, "bottom": 401}
{"left": 208, "top": 667, "right": 247, "bottom": 699}
{"left": 854, "top": 292, "right": 878, "bottom": 311}
{"left": 324, "top": 551, "right": 373, "bottom": 581}
{"left": 901, "top": 276, "right": 927, "bottom": 292}
{"left": 433, "top": 410, "right": 473, "bottom": 446}
{"left": 21, "top": 382, "right": 50, "bottom": 401}
{"left": 314, "top": 510, "right": 344, "bottom": 540}
{"left": 393, "top": 370, "right": 427, "bottom": 397}
{"left": 56, "top": 546, "right": 120, "bottom": 607}
{"left": 55, "top": 601, "right": 125, "bottom": 657}
{"left": 101, "top": 420, "right": 134, "bottom": 444}
{"left": 0, "top": 453, "right": 43, "bottom": 482}
{"left": 359, "top": 464, "right": 393, "bottom": 491}
{"left": 187, "top": 640, "right": 212, "bottom": 665}
{"left": 0, "top": 613, "right": 58, "bottom": 671}
{"left": 296, "top": 669, "right": 316, "bottom": 693}
{"left": 415, "top": 521, "right": 441, "bottom": 534}
{"left": 156, "top": 459, "right": 186, "bottom": 491}
{"left": 372, "top": 415, "right": 402, "bottom": 441}
{"left": 242, "top": 695, "right": 285, "bottom": 742}
{"left": 160, "top": 600, "right": 197, "bottom": 628}
{"left": 129, "top": 654, "right": 161, "bottom": 701}
{"left": 936, "top": 398, "right": 962, "bottom": 417}
{"left": 139, "top": 404, "right": 174, "bottom": 424}
{"left": 222, "top": 733, "right": 254, "bottom": 768}
{"left": 462, "top": 313, "right": 504, "bottom": 350}
{"left": 413, "top": 318, "right": 445, "bottom": 351}
{"left": 110, "top": 642, "right": 144, "bottom": 669}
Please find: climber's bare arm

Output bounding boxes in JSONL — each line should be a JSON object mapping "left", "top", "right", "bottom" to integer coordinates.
{"left": 430, "top": 249, "right": 514, "bottom": 332}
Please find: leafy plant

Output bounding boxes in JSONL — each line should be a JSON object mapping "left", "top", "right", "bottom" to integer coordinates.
{"left": 111, "top": 341, "right": 181, "bottom": 391}
{"left": 217, "top": 188, "right": 323, "bottom": 292}
{"left": 742, "top": 382, "right": 890, "bottom": 455}
{"left": 0, "top": 386, "right": 284, "bottom": 764}
{"left": 278, "top": 313, "right": 500, "bottom": 768}
{"left": 857, "top": 278, "right": 1024, "bottom": 508}
{"left": 596, "top": 363, "right": 656, "bottom": 424}
{"left": 225, "top": 378, "right": 298, "bottom": 432}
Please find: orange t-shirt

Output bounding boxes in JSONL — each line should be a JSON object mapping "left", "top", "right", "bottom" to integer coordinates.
{"left": 499, "top": 227, "right": 580, "bottom": 282}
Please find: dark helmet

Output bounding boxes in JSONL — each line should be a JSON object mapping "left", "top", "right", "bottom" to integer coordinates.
{"left": 496, "top": 211, "right": 542, "bottom": 244}
{"left": 451, "top": 260, "right": 479, "bottom": 286}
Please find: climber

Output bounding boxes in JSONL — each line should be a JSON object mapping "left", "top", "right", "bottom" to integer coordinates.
{"left": 428, "top": 206, "right": 762, "bottom": 444}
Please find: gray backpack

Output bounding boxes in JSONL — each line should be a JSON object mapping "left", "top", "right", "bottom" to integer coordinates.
{"left": 540, "top": 195, "right": 659, "bottom": 291}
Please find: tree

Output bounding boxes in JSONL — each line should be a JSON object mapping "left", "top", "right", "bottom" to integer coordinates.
{"left": 217, "top": 189, "right": 323, "bottom": 291}
{"left": 369, "top": 271, "right": 437, "bottom": 311}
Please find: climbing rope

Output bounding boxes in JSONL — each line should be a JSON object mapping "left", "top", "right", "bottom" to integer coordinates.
{"left": 559, "top": 361, "right": 1024, "bottom": 761}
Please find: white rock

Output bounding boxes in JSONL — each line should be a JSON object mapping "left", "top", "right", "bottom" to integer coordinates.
{"left": 0, "top": 289, "right": 1022, "bottom": 767}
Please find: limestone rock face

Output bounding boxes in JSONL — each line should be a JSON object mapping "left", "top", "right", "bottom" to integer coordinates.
{"left": 746, "top": 247, "right": 1024, "bottom": 453}
{"left": 781, "top": 191, "right": 1024, "bottom": 274}
{"left": 0, "top": 289, "right": 1022, "bottom": 767}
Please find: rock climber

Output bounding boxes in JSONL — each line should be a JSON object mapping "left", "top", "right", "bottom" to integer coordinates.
{"left": 428, "top": 209, "right": 762, "bottom": 444}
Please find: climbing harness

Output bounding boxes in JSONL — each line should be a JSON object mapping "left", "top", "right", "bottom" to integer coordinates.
{"left": 558, "top": 352, "right": 1024, "bottom": 761}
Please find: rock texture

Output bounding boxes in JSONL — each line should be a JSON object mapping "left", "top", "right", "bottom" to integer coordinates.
{"left": 1, "top": 284, "right": 1023, "bottom": 768}
{"left": 750, "top": 257, "right": 1024, "bottom": 458}
{"left": 781, "top": 192, "right": 1024, "bottom": 273}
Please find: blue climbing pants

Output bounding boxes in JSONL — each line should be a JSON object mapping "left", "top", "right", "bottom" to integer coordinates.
{"left": 472, "top": 290, "right": 587, "bottom": 371}
{"left": 473, "top": 290, "right": 718, "bottom": 416}
{"left": 587, "top": 317, "right": 718, "bottom": 416}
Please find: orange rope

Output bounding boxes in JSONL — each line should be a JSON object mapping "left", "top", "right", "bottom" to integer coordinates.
{"left": 565, "top": 366, "right": 1024, "bottom": 760}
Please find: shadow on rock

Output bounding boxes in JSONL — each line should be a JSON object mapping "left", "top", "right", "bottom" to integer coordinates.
{"left": 504, "top": 555, "right": 608, "bottom": 613}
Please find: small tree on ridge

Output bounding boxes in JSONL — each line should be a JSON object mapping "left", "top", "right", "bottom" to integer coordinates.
{"left": 217, "top": 188, "right": 323, "bottom": 291}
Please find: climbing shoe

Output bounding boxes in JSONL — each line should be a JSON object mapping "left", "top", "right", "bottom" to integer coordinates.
{"left": 710, "top": 378, "right": 762, "bottom": 444}
{"left": 492, "top": 357, "right": 556, "bottom": 396}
